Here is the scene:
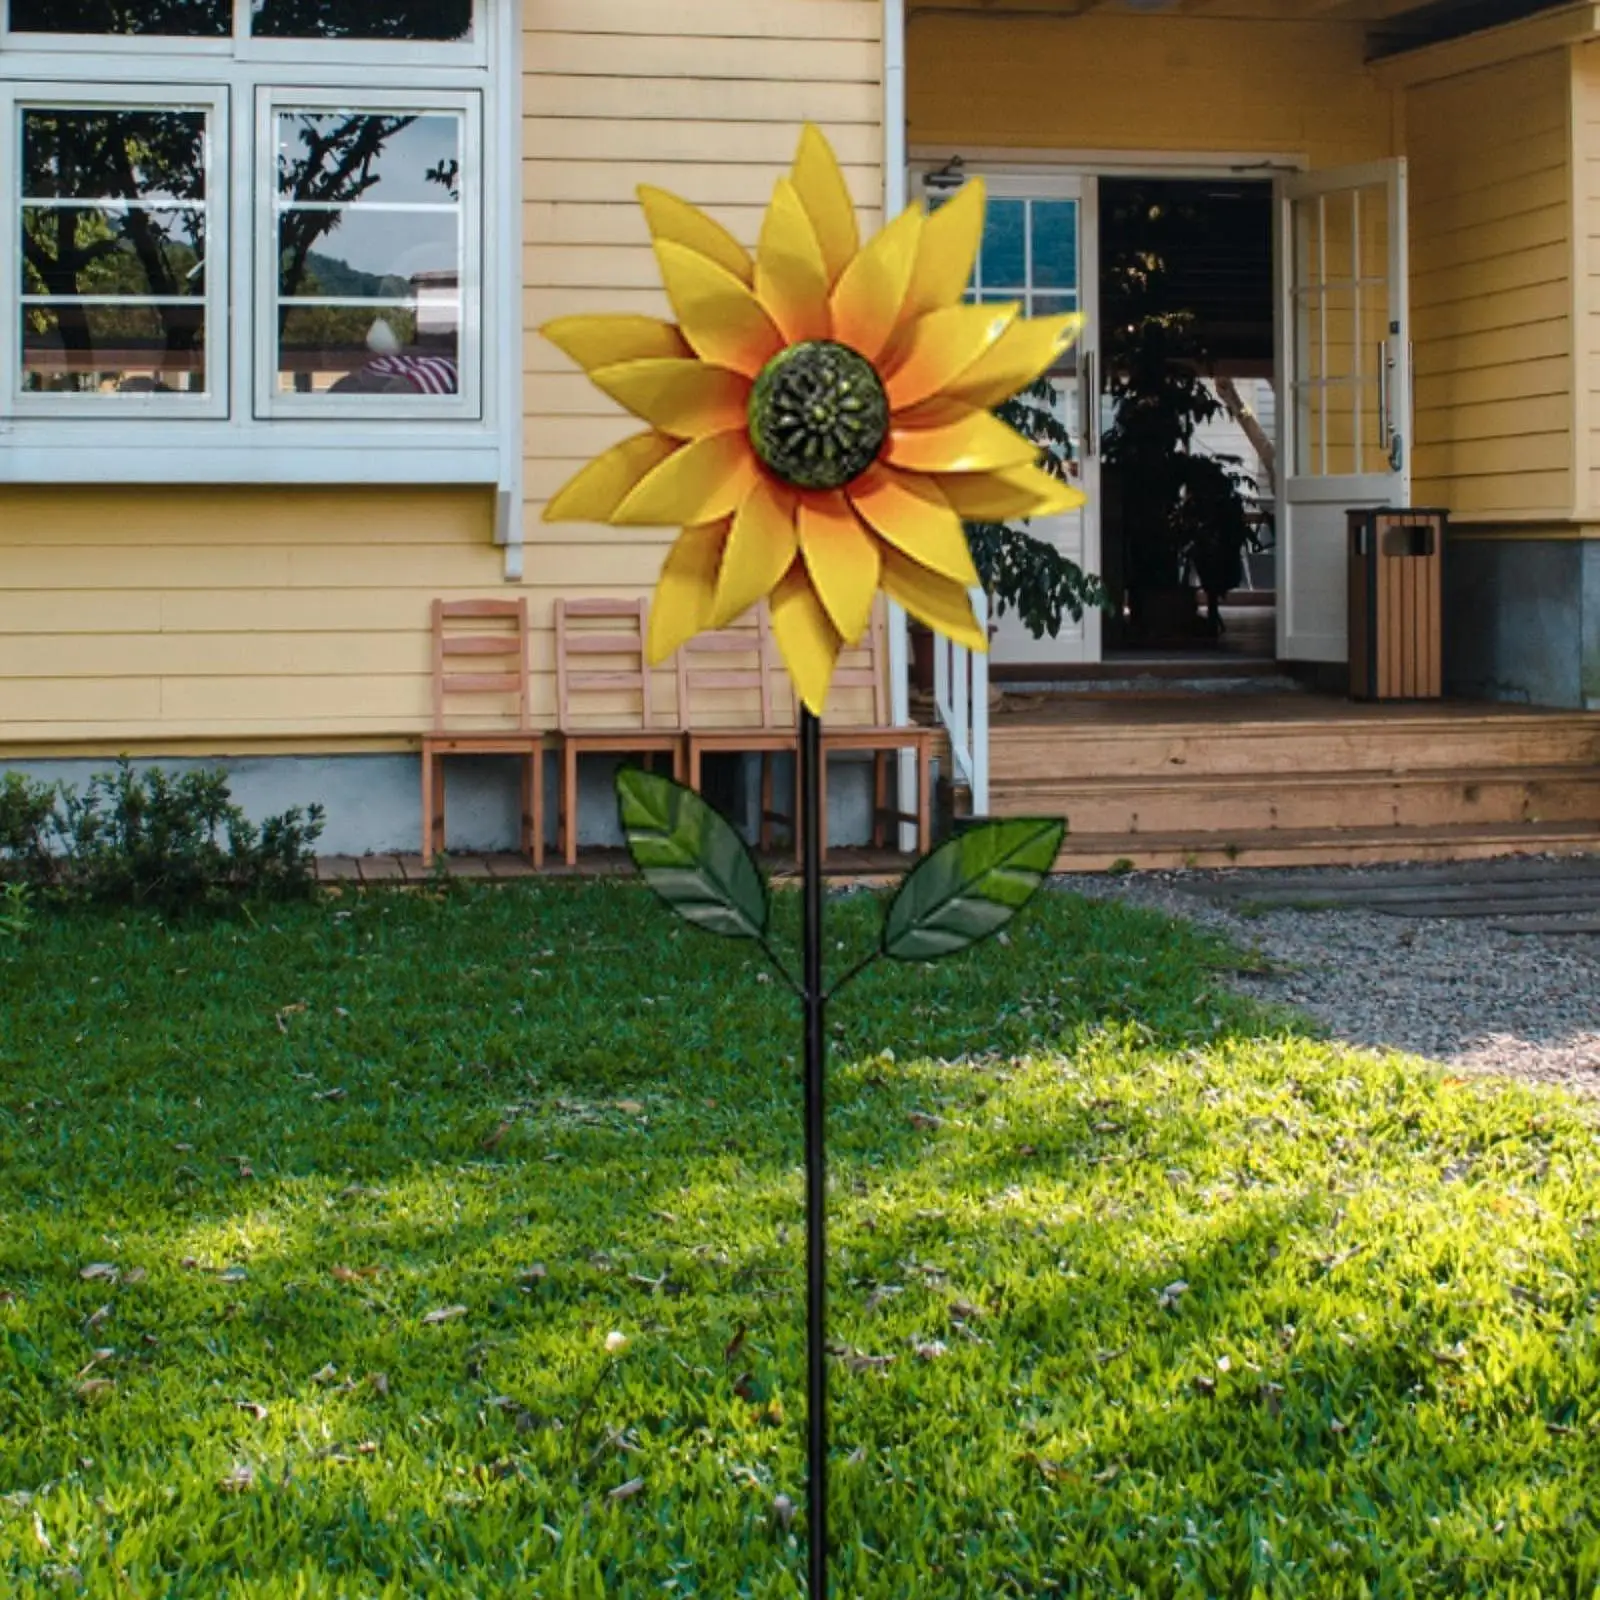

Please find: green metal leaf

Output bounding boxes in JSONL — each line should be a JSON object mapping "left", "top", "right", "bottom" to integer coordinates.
{"left": 615, "top": 767, "right": 770, "bottom": 941}
{"left": 881, "top": 817, "right": 1065, "bottom": 962}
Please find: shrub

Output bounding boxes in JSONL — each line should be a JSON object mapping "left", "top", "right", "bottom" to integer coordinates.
{"left": 0, "top": 759, "right": 324, "bottom": 911}
{"left": 0, "top": 882, "right": 30, "bottom": 943}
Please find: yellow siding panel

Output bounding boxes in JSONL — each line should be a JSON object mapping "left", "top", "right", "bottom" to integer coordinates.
{"left": 1575, "top": 38, "right": 1600, "bottom": 510}
{"left": 1405, "top": 49, "right": 1574, "bottom": 514}
{"left": 908, "top": 13, "right": 1394, "bottom": 166}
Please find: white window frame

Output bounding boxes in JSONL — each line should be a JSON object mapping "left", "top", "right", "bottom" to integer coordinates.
{"left": 256, "top": 86, "right": 481, "bottom": 423}
{"left": 0, "top": 0, "right": 513, "bottom": 490}
{"left": 3, "top": 82, "right": 230, "bottom": 420}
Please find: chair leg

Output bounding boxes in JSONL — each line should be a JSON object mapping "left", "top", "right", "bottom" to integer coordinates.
{"left": 872, "top": 751, "right": 889, "bottom": 850}
{"left": 420, "top": 747, "right": 436, "bottom": 865}
{"left": 518, "top": 754, "right": 533, "bottom": 866}
{"left": 531, "top": 745, "right": 546, "bottom": 870}
{"left": 917, "top": 741, "right": 932, "bottom": 856}
{"left": 817, "top": 748, "right": 830, "bottom": 868}
{"left": 759, "top": 753, "right": 774, "bottom": 851}
{"left": 563, "top": 745, "right": 580, "bottom": 868}
{"left": 672, "top": 741, "right": 686, "bottom": 784}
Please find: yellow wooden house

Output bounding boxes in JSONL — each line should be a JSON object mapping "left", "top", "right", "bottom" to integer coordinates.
{"left": 3, "top": 0, "right": 1600, "bottom": 869}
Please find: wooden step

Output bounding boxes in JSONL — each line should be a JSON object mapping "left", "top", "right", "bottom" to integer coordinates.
{"left": 1046, "top": 821, "right": 1600, "bottom": 873}
{"left": 991, "top": 765, "right": 1600, "bottom": 835}
{"left": 988, "top": 712, "right": 1600, "bottom": 783}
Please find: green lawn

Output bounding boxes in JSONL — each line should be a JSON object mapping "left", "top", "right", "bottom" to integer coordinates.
{"left": 3, "top": 881, "right": 1600, "bottom": 1598}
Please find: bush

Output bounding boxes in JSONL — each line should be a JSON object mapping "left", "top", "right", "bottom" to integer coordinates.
{"left": 0, "top": 882, "right": 29, "bottom": 943}
{"left": 0, "top": 759, "right": 324, "bottom": 911}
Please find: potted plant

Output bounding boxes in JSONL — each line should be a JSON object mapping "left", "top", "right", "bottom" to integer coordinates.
{"left": 911, "top": 375, "right": 1106, "bottom": 689}
{"left": 1100, "top": 189, "right": 1254, "bottom": 643}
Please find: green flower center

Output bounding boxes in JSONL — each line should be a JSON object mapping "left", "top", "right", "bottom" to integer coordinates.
{"left": 747, "top": 340, "right": 889, "bottom": 491}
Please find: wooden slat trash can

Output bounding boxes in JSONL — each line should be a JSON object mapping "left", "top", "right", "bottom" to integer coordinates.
{"left": 1347, "top": 508, "right": 1446, "bottom": 701}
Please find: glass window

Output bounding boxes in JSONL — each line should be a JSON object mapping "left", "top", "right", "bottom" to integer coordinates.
{"left": 5, "top": 0, "right": 229, "bottom": 35}
{"left": 19, "top": 106, "right": 213, "bottom": 399}
{"left": 271, "top": 107, "right": 465, "bottom": 406}
{"left": 249, "top": 0, "right": 472, "bottom": 41}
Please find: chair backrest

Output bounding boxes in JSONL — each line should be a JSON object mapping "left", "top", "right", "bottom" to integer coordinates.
{"left": 826, "top": 601, "right": 891, "bottom": 725}
{"left": 430, "top": 598, "right": 531, "bottom": 733}
{"left": 555, "top": 597, "right": 662, "bottom": 733}
{"left": 675, "top": 606, "right": 786, "bottom": 731}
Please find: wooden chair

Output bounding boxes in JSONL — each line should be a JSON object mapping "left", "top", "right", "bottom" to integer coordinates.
{"left": 422, "top": 598, "right": 545, "bottom": 867}
{"left": 677, "top": 606, "right": 799, "bottom": 854}
{"left": 554, "top": 597, "right": 685, "bottom": 866}
{"left": 817, "top": 604, "right": 936, "bottom": 861}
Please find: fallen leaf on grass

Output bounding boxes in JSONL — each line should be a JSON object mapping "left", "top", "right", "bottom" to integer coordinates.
{"left": 1193, "top": 1375, "right": 1218, "bottom": 1397}
{"left": 218, "top": 1464, "right": 254, "bottom": 1493}
{"left": 331, "top": 1265, "right": 381, "bottom": 1284}
{"left": 608, "top": 1476, "right": 645, "bottom": 1503}
{"left": 422, "top": 1305, "right": 468, "bottom": 1326}
{"left": 517, "top": 1265, "right": 548, "bottom": 1290}
{"left": 74, "top": 1378, "right": 115, "bottom": 1404}
{"left": 908, "top": 1112, "right": 944, "bottom": 1131}
{"left": 481, "top": 1120, "right": 515, "bottom": 1152}
{"left": 274, "top": 1003, "right": 307, "bottom": 1034}
{"left": 913, "top": 1340, "right": 948, "bottom": 1362}
{"left": 84, "top": 1305, "right": 112, "bottom": 1332}
{"left": 310, "top": 1364, "right": 340, "bottom": 1385}
{"left": 235, "top": 1400, "right": 269, "bottom": 1421}
{"left": 723, "top": 1324, "right": 747, "bottom": 1364}
{"left": 367, "top": 1372, "right": 390, "bottom": 1397}
{"left": 614, "top": 1101, "right": 645, "bottom": 1116}
{"left": 1157, "top": 1280, "right": 1190, "bottom": 1310}
{"left": 313, "top": 1087, "right": 347, "bottom": 1103}
{"left": 79, "top": 1263, "right": 119, "bottom": 1283}
{"left": 773, "top": 1494, "right": 795, "bottom": 1530}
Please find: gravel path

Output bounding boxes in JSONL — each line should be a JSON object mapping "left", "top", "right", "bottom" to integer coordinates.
{"left": 1057, "top": 865, "right": 1600, "bottom": 1095}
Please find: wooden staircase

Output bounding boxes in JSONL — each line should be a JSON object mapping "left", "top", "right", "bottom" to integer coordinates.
{"left": 975, "top": 697, "right": 1600, "bottom": 870}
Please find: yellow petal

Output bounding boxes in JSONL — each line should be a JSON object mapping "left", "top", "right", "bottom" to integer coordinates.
{"left": 830, "top": 204, "right": 923, "bottom": 364}
{"left": 713, "top": 476, "right": 799, "bottom": 627}
{"left": 770, "top": 560, "right": 843, "bottom": 717}
{"left": 938, "top": 314, "right": 1084, "bottom": 409}
{"left": 933, "top": 464, "right": 1087, "bottom": 521}
{"left": 544, "top": 432, "right": 679, "bottom": 523}
{"left": 648, "top": 520, "right": 729, "bottom": 662}
{"left": 541, "top": 315, "right": 691, "bottom": 374}
{"left": 589, "top": 358, "right": 751, "bottom": 440}
{"left": 887, "top": 408, "right": 1039, "bottom": 474}
{"left": 797, "top": 492, "right": 881, "bottom": 645}
{"left": 637, "top": 186, "right": 753, "bottom": 286}
{"left": 655, "top": 240, "right": 784, "bottom": 380}
{"left": 883, "top": 302, "right": 1018, "bottom": 413}
{"left": 613, "top": 431, "right": 758, "bottom": 527}
{"left": 790, "top": 123, "right": 860, "bottom": 288}
{"left": 755, "top": 178, "right": 831, "bottom": 346}
{"left": 900, "top": 178, "right": 987, "bottom": 323}
{"left": 848, "top": 465, "right": 979, "bottom": 588}
{"left": 880, "top": 545, "right": 988, "bottom": 653}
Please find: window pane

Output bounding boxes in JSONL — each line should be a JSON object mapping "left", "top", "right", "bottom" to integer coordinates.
{"left": 272, "top": 108, "right": 463, "bottom": 405}
{"left": 23, "top": 303, "right": 206, "bottom": 395}
{"left": 980, "top": 198, "right": 1026, "bottom": 292}
{"left": 19, "top": 107, "right": 212, "bottom": 402}
{"left": 24, "top": 208, "right": 207, "bottom": 298}
{"left": 23, "top": 109, "right": 207, "bottom": 203}
{"left": 1032, "top": 201, "right": 1078, "bottom": 292}
{"left": 251, "top": 0, "right": 472, "bottom": 41}
{"left": 5, "top": 0, "right": 228, "bottom": 35}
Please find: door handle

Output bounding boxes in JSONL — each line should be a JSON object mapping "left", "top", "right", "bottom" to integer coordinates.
{"left": 1377, "top": 340, "right": 1390, "bottom": 451}
{"left": 1082, "top": 351, "right": 1096, "bottom": 458}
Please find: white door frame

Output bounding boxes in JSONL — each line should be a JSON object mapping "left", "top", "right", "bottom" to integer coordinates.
{"left": 909, "top": 146, "right": 1308, "bottom": 670}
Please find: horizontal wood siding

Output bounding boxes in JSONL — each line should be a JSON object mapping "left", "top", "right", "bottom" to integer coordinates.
{"left": 523, "top": 0, "right": 883, "bottom": 577}
{"left": 907, "top": 11, "right": 1394, "bottom": 166}
{"left": 3, "top": 0, "right": 884, "bottom": 753}
{"left": 1575, "top": 39, "right": 1600, "bottom": 513}
{"left": 0, "top": 488, "right": 501, "bottom": 745}
{"left": 1407, "top": 49, "right": 1574, "bottom": 516}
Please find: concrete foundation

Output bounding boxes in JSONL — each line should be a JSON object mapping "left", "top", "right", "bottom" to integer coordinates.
{"left": 0, "top": 748, "right": 882, "bottom": 858}
{"left": 1444, "top": 535, "right": 1600, "bottom": 711}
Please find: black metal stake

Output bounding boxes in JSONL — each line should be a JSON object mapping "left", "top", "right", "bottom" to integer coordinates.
{"left": 798, "top": 706, "right": 828, "bottom": 1598}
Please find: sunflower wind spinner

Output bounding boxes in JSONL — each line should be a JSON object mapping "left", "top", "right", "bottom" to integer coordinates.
{"left": 542, "top": 125, "right": 1077, "bottom": 1597}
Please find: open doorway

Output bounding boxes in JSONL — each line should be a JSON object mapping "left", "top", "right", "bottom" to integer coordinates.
{"left": 1097, "top": 177, "right": 1278, "bottom": 670}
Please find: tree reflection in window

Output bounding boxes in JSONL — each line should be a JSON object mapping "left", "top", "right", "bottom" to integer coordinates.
{"left": 6, "top": 0, "right": 228, "bottom": 35}
{"left": 275, "top": 110, "right": 464, "bottom": 401}
{"left": 20, "top": 108, "right": 210, "bottom": 396}
{"left": 251, "top": 0, "right": 471, "bottom": 41}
